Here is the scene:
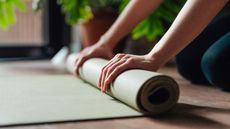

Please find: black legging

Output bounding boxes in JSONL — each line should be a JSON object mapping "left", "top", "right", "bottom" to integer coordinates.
{"left": 176, "top": 3, "right": 230, "bottom": 91}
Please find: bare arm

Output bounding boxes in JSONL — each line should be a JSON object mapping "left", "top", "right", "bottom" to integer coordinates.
{"left": 99, "top": 0, "right": 229, "bottom": 92}
{"left": 149, "top": 0, "right": 229, "bottom": 67}
{"left": 99, "top": 0, "right": 163, "bottom": 49}
{"left": 75, "top": 0, "right": 163, "bottom": 75}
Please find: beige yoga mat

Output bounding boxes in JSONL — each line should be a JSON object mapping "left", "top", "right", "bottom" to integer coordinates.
{"left": 0, "top": 55, "right": 179, "bottom": 126}
{"left": 0, "top": 75, "right": 141, "bottom": 126}
{"left": 67, "top": 54, "right": 180, "bottom": 114}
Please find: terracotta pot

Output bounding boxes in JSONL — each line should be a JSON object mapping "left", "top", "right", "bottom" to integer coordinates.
{"left": 80, "top": 11, "right": 118, "bottom": 48}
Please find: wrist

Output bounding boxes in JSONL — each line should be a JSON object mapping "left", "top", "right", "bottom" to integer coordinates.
{"left": 98, "top": 34, "right": 119, "bottom": 50}
{"left": 147, "top": 50, "right": 167, "bottom": 68}
{"left": 96, "top": 36, "right": 113, "bottom": 51}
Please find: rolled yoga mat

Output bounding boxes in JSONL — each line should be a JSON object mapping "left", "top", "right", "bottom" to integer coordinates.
{"left": 67, "top": 54, "right": 180, "bottom": 114}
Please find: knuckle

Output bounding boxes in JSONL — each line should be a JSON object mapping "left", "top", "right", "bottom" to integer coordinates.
{"left": 114, "top": 66, "right": 122, "bottom": 72}
{"left": 107, "top": 74, "right": 117, "bottom": 83}
{"left": 102, "top": 67, "right": 108, "bottom": 73}
{"left": 107, "top": 68, "right": 112, "bottom": 74}
{"left": 104, "top": 80, "right": 110, "bottom": 85}
{"left": 115, "top": 54, "right": 120, "bottom": 58}
{"left": 123, "top": 54, "right": 129, "bottom": 58}
{"left": 116, "top": 53, "right": 125, "bottom": 58}
{"left": 126, "top": 58, "right": 134, "bottom": 63}
{"left": 107, "top": 66, "right": 115, "bottom": 73}
{"left": 101, "top": 66, "right": 106, "bottom": 71}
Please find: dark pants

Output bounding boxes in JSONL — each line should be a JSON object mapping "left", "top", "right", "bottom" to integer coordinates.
{"left": 176, "top": 3, "right": 230, "bottom": 91}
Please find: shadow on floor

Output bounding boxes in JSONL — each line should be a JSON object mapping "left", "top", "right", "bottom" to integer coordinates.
{"left": 148, "top": 103, "right": 230, "bottom": 129}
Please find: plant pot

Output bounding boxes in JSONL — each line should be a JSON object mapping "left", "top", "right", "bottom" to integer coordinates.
{"left": 80, "top": 11, "right": 118, "bottom": 47}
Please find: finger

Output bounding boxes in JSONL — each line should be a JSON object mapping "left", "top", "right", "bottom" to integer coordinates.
{"left": 74, "top": 55, "right": 89, "bottom": 76}
{"left": 101, "top": 59, "right": 126, "bottom": 92}
{"left": 98, "top": 67, "right": 103, "bottom": 88}
{"left": 73, "top": 56, "right": 81, "bottom": 76}
{"left": 98, "top": 62, "right": 113, "bottom": 88}
{"left": 99, "top": 59, "right": 117, "bottom": 89}
{"left": 101, "top": 54, "right": 127, "bottom": 92}
{"left": 71, "top": 56, "right": 79, "bottom": 75}
{"left": 99, "top": 53, "right": 126, "bottom": 91}
{"left": 102, "top": 62, "right": 131, "bottom": 92}
{"left": 98, "top": 66, "right": 106, "bottom": 88}
{"left": 98, "top": 54, "right": 122, "bottom": 88}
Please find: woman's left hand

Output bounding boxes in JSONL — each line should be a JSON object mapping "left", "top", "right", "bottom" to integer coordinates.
{"left": 98, "top": 53, "right": 161, "bottom": 92}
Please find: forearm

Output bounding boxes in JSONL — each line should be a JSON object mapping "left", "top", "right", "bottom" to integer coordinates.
{"left": 99, "top": 0, "right": 163, "bottom": 49}
{"left": 149, "top": 0, "right": 228, "bottom": 67}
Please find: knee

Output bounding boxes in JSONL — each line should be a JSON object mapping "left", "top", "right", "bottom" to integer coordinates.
{"left": 201, "top": 32, "right": 230, "bottom": 91}
{"left": 201, "top": 55, "right": 218, "bottom": 84}
{"left": 201, "top": 52, "right": 230, "bottom": 91}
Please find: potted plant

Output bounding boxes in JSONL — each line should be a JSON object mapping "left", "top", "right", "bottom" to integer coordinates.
{"left": 1, "top": 0, "right": 185, "bottom": 53}
{"left": 56, "top": 0, "right": 185, "bottom": 53}
{"left": 32, "top": 0, "right": 184, "bottom": 49}
{"left": 54, "top": 0, "right": 121, "bottom": 48}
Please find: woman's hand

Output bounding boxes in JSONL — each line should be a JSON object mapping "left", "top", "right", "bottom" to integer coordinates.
{"left": 98, "top": 53, "right": 161, "bottom": 92}
{"left": 74, "top": 43, "right": 114, "bottom": 76}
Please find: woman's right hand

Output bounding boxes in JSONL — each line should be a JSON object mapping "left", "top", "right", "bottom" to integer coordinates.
{"left": 74, "top": 43, "right": 114, "bottom": 76}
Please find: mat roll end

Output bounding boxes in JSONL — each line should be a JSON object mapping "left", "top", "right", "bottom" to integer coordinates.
{"left": 138, "top": 75, "right": 180, "bottom": 114}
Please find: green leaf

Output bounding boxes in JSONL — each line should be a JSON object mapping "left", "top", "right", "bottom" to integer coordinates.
{"left": 14, "top": 0, "right": 27, "bottom": 12}
{"left": 0, "top": 0, "right": 27, "bottom": 30}
{"left": 0, "top": 2, "right": 9, "bottom": 30}
{"left": 132, "top": 19, "right": 149, "bottom": 40}
{"left": 58, "top": 0, "right": 93, "bottom": 25}
{"left": 6, "top": 0, "right": 16, "bottom": 25}
{"left": 122, "top": 0, "right": 186, "bottom": 41}
{"left": 119, "top": 0, "right": 129, "bottom": 13}
{"left": 163, "top": 0, "right": 181, "bottom": 14}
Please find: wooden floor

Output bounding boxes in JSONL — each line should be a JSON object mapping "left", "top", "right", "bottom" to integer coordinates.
{"left": 0, "top": 60, "right": 229, "bottom": 129}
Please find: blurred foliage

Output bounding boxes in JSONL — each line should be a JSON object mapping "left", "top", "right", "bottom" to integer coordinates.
{"left": 57, "top": 0, "right": 121, "bottom": 24}
{"left": 57, "top": 0, "right": 93, "bottom": 24}
{"left": 57, "top": 0, "right": 185, "bottom": 41}
{"left": 0, "top": 0, "right": 27, "bottom": 30}
{"left": 120, "top": 0, "right": 186, "bottom": 41}
{"left": 1, "top": 0, "right": 185, "bottom": 42}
